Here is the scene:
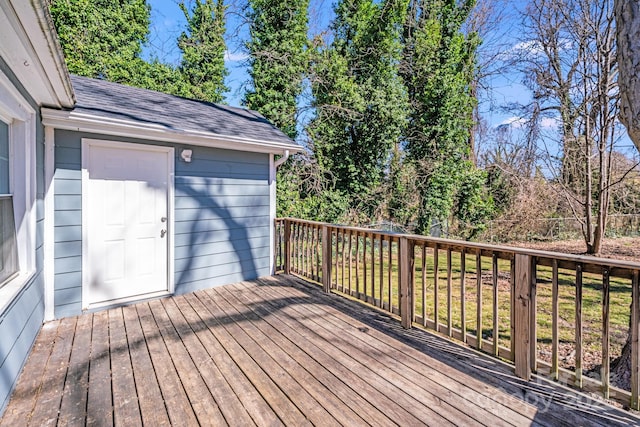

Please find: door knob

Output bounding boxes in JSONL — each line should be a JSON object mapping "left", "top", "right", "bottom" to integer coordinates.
{"left": 160, "top": 229, "right": 167, "bottom": 238}
{"left": 161, "top": 216, "right": 167, "bottom": 222}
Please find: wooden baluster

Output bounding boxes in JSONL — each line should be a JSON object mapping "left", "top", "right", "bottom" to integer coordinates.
{"left": 461, "top": 250, "right": 466, "bottom": 343}
{"left": 575, "top": 264, "right": 583, "bottom": 388}
{"left": 602, "top": 268, "right": 610, "bottom": 399}
{"left": 342, "top": 229, "right": 346, "bottom": 291}
{"left": 284, "top": 220, "right": 291, "bottom": 274}
{"left": 530, "top": 258, "right": 537, "bottom": 373}
{"left": 348, "top": 231, "right": 353, "bottom": 296}
{"left": 296, "top": 223, "right": 301, "bottom": 274}
{"left": 447, "top": 248, "right": 453, "bottom": 336}
{"left": 434, "top": 244, "right": 439, "bottom": 333}
{"left": 379, "top": 236, "right": 383, "bottom": 308}
{"left": 371, "top": 233, "right": 375, "bottom": 304}
{"left": 422, "top": 244, "right": 427, "bottom": 327}
{"left": 314, "top": 225, "right": 318, "bottom": 281}
{"left": 388, "top": 238, "right": 393, "bottom": 311}
{"left": 551, "top": 259, "right": 559, "bottom": 381}
{"left": 363, "top": 233, "right": 368, "bottom": 300}
{"left": 355, "top": 232, "right": 361, "bottom": 298}
{"left": 510, "top": 258, "right": 516, "bottom": 359}
{"left": 292, "top": 223, "right": 297, "bottom": 273}
{"left": 305, "top": 225, "right": 311, "bottom": 278}
{"left": 476, "top": 249, "right": 482, "bottom": 351}
{"left": 334, "top": 228, "right": 339, "bottom": 286}
{"left": 399, "top": 237, "right": 414, "bottom": 329}
{"left": 315, "top": 226, "right": 321, "bottom": 281}
{"left": 492, "top": 253, "right": 499, "bottom": 356}
{"left": 631, "top": 270, "right": 640, "bottom": 410}
{"left": 322, "top": 225, "right": 332, "bottom": 293}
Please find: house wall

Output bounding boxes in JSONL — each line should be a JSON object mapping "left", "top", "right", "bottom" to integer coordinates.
{"left": 0, "top": 57, "right": 45, "bottom": 413}
{"left": 53, "top": 130, "right": 271, "bottom": 317}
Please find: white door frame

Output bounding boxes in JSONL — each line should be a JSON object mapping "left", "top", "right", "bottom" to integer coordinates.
{"left": 81, "top": 138, "right": 175, "bottom": 309}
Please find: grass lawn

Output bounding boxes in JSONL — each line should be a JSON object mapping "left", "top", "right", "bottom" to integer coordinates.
{"left": 280, "top": 232, "right": 634, "bottom": 387}
{"left": 335, "top": 239, "right": 631, "bottom": 375}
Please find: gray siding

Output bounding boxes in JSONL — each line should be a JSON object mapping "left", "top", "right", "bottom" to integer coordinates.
{"left": 53, "top": 130, "right": 272, "bottom": 313}
{"left": 53, "top": 131, "right": 82, "bottom": 318}
{"left": 0, "top": 57, "right": 45, "bottom": 414}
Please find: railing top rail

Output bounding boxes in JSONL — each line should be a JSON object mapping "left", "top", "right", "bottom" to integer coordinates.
{"left": 278, "top": 217, "right": 640, "bottom": 273}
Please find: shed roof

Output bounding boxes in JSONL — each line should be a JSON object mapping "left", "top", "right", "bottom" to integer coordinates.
{"left": 62, "top": 75, "right": 299, "bottom": 151}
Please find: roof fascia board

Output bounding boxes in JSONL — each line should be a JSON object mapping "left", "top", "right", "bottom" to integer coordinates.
{"left": 0, "top": 1, "right": 74, "bottom": 108}
{"left": 41, "top": 108, "right": 303, "bottom": 155}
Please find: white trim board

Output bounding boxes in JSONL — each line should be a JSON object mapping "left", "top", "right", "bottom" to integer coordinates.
{"left": 0, "top": 66, "right": 37, "bottom": 315}
{"left": 43, "top": 126, "right": 55, "bottom": 320}
{"left": 42, "top": 108, "right": 302, "bottom": 156}
{"left": 0, "top": 1, "right": 74, "bottom": 108}
{"left": 81, "top": 138, "right": 175, "bottom": 310}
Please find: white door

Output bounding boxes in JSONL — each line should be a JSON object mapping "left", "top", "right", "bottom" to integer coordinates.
{"left": 83, "top": 140, "right": 173, "bottom": 307}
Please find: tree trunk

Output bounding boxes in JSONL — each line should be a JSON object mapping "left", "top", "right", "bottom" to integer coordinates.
{"left": 615, "top": 0, "right": 640, "bottom": 152}
{"left": 613, "top": 0, "right": 640, "bottom": 394}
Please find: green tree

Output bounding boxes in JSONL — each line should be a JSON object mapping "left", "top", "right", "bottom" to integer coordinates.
{"left": 401, "top": 0, "right": 489, "bottom": 236}
{"left": 178, "top": 0, "right": 228, "bottom": 103}
{"left": 244, "top": 0, "right": 309, "bottom": 138}
{"left": 309, "top": 0, "right": 409, "bottom": 215}
{"left": 49, "top": 0, "right": 151, "bottom": 85}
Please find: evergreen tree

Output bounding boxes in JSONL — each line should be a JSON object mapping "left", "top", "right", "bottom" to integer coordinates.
{"left": 50, "top": 0, "right": 192, "bottom": 94}
{"left": 401, "top": 0, "right": 491, "bottom": 236}
{"left": 178, "top": 0, "right": 228, "bottom": 103}
{"left": 244, "top": 0, "right": 309, "bottom": 138}
{"left": 309, "top": 0, "right": 409, "bottom": 214}
{"left": 50, "top": 0, "right": 150, "bottom": 84}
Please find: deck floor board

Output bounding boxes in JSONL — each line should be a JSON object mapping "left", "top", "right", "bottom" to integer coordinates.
{"left": 2, "top": 275, "right": 639, "bottom": 426}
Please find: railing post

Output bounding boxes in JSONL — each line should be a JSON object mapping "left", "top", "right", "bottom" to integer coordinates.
{"left": 513, "top": 254, "right": 533, "bottom": 380}
{"left": 631, "top": 270, "right": 640, "bottom": 410}
{"left": 284, "top": 219, "right": 291, "bottom": 275}
{"left": 399, "top": 237, "right": 414, "bottom": 329}
{"left": 322, "top": 225, "right": 332, "bottom": 293}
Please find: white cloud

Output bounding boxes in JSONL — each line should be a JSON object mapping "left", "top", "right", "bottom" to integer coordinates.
{"left": 540, "top": 117, "right": 560, "bottom": 129}
{"left": 498, "top": 116, "right": 527, "bottom": 128}
{"left": 511, "top": 40, "right": 545, "bottom": 56}
{"left": 224, "top": 51, "right": 249, "bottom": 62}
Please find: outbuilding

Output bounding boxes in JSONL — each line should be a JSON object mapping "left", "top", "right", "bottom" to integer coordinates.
{"left": 0, "top": 0, "right": 299, "bottom": 413}
{"left": 42, "top": 76, "right": 300, "bottom": 318}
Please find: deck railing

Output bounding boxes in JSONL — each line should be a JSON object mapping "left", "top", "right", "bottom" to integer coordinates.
{"left": 275, "top": 217, "right": 640, "bottom": 409}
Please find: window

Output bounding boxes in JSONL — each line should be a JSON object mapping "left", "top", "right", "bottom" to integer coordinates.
{"left": 0, "top": 120, "right": 18, "bottom": 286}
{"left": 0, "top": 70, "right": 36, "bottom": 310}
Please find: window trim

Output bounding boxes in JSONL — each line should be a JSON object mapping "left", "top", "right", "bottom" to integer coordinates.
{"left": 0, "top": 69, "right": 37, "bottom": 314}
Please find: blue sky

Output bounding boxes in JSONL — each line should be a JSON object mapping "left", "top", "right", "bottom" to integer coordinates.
{"left": 141, "top": 0, "right": 636, "bottom": 159}
{"left": 143, "top": 0, "right": 250, "bottom": 105}
{"left": 142, "top": 0, "right": 530, "bottom": 127}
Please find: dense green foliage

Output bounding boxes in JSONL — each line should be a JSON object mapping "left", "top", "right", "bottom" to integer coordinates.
{"left": 309, "top": 0, "right": 409, "bottom": 215}
{"left": 50, "top": 0, "right": 151, "bottom": 84}
{"left": 178, "top": 0, "right": 228, "bottom": 103}
{"left": 50, "top": 0, "right": 500, "bottom": 240}
{"left": 50, "top": 0, "right": 227, "bottom": 100}
{"left": 243, "top": 0, "right": 309, "bottom": 138}
{"left": 400, "top": 0, "right": 491, "bottom": 236}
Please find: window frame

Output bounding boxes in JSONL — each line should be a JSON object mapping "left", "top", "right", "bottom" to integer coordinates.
{"left": 0, "top": 69, "right": 37, "bottom": 313}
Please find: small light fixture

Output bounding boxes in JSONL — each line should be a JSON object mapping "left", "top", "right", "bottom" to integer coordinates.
{"left": 181, "top": 149, "right": 192, "bottom": 163}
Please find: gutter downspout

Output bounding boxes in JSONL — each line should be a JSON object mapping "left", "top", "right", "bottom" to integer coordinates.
{"left": 274, "top": 150, "right": 290, "bottom": 168}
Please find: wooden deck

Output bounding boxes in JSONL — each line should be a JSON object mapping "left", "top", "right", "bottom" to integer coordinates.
{"left": 1, "top": 275, "right": 638, "bottom": 426}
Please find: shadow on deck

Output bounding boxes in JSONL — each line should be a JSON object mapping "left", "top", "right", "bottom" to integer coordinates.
{"left": 1, "top": 274, "right": 638, "bottom": 426}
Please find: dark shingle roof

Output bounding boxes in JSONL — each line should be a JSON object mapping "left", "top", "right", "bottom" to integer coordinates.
{"left": 69, "top": 75, "right": 297, "bottom": 147}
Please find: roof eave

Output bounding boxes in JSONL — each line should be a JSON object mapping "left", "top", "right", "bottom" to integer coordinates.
{"left": 0, "top": 1, "right": 75, "bottom": 108}
{"left": 41, "top": 108, "right": 303, "bottom": 155}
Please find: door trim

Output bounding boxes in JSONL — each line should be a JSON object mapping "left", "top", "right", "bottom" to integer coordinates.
{"left": 81, "top": 138, "right": 175, "bottom": 310}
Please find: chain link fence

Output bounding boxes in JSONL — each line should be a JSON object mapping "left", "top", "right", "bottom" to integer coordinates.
{"left": 483, "top": 214, "right": 640, "bottom": 243}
